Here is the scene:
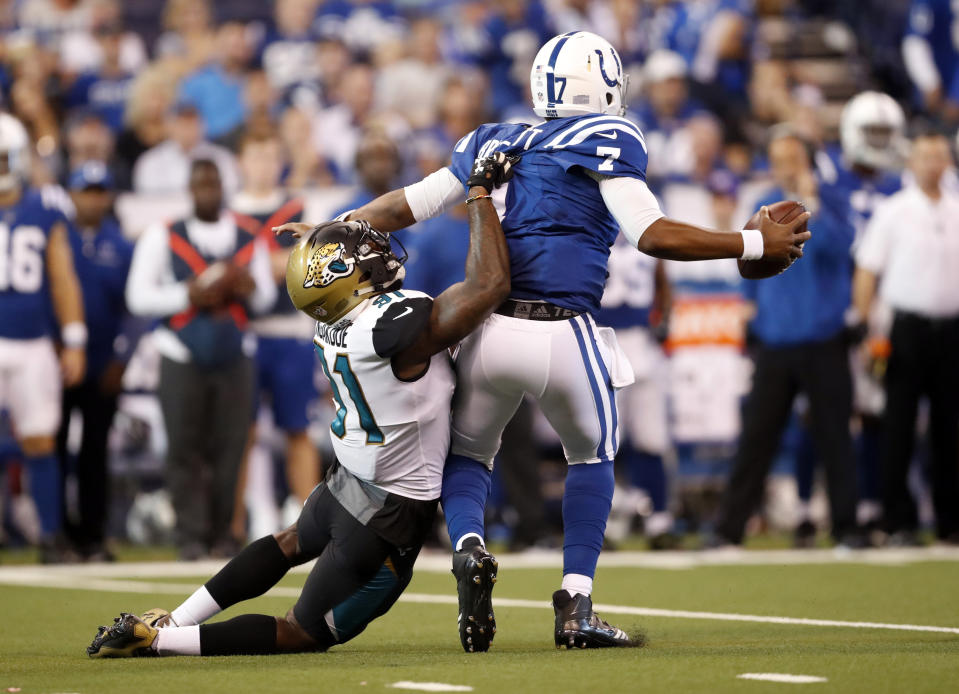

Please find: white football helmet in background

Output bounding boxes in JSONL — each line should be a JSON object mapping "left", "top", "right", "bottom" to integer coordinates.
{"left": 840, "top": 91, "right": 907, "bottom": 172}
{"left": 0, "top": 112, "right": 30, "bottom": 193}
{"left": 530, "top": 31, "right": 629, "bottom": 119}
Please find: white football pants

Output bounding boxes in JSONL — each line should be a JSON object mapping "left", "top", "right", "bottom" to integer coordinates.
{"left": 0, "top": 336, "right": 61, "bottom": 438}
{"left": 614, "top": 326, "right": 669, "bottom": 455}
{"left": 450, "top": 313, "right": 634, "bottom": 468}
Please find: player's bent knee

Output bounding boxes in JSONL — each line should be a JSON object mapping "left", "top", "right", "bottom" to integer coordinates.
{"left": 277, "top": 609, "right": 322, "bottom": 653}
{"left": 19, "top": 435, "right": 55, "bottom": 457}
{"left": 273, "top": 524, "right": 300, "bottom": 561}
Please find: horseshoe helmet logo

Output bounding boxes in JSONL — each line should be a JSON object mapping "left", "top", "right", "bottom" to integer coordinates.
{"left": 304, "top": 241, "right": 355, "bottom": 288}
{"left": 594, "top": 49, "right": 620, "bottom": 88}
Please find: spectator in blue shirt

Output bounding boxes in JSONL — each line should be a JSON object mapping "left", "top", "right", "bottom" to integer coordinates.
{"left": 257, "top": 0, "right": 321, "bottom": 96}
{"left": 313, "top": 0, "right": 406, "bottom": 53}
{"left": 179, "top": 21, "right": 252, "bottom": 142}
{"left": 55, "top": 161, "right": 135, "bottom": 562}
{"left": 469, "top": 0, "right": 553, "bottom": 118}
{"left": 63, "top": 21, "right": 133, "bottom": 133}
{"left": 714, "top": 127, "right": 860, "bottom": 548}
{"left": 653, "top": 0, "right": 754, "bottom": 102}
{"left": 633, "top": 50, "right": 709, "bottom": 184}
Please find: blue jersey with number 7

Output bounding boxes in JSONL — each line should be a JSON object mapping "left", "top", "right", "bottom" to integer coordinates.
{"left": 448, "top": 114, "right": 649, "bottom": 316}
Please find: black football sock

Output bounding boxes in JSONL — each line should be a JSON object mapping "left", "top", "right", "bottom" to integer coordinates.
{"left": 199, "top": 614, "right": 278, "bottom": 655}
{"left": 204, "top": 535, "right": 291, "bottom": 609}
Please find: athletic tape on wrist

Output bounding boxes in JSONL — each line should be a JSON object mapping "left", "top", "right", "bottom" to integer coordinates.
{"left": 62, "top": 322, "right": 88, "bottom": 348}
{"left": 740, "top": 228, "right": 764, "bottom": 260}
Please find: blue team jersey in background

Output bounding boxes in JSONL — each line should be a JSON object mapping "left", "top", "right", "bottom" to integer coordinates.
{"left": 403, "top": 211, "right": 470, "bottom": 299}
{"left": 0, "top": 187, "right": 71, "bottom": 340}
{"left": 447, "top": 114, "right": 649, "bottom": 315}
{"left": 596, "top": 236, "right": 657, "bottom": 329}
{"left": 906, "top": 0, "right": 959, "bottom": 92}
{"left": 832, "top": 163, "right": 902, "bottom": 238}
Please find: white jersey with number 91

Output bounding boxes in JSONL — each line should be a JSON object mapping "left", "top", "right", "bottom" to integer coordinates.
{"left": 313, "top": 289, "right": 454, "bottom": 501}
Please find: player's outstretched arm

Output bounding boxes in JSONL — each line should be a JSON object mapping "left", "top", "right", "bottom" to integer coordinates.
{"left": 597, "top": 175, "right": 810, "bottom": 262}
{"left": 273, "top": 191, "right": 414, "bottom": 239}
{"left": 46, "top": 222, "right": 86, "bottom": 386}
{"left": 347, "top": 189, "right": 416, "bottom": 232}
{"left": 637, "top": 208, "right": 810, "bottom": 262}
{"left": 392, "top": 155, "right": 514, "bottom": 380}
{"left": 274, "top": 167, "right": 464, "bottom": 239}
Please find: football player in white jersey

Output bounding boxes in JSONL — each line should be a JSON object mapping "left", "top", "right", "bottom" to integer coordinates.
{"left": 278, "top": 32, "right": 809, "bottom": 652}
{"left": 86, "top": 153, "right": 513, "bottom": 658}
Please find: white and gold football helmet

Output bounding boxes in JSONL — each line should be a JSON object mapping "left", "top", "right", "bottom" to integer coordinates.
{"left": 286, "top": 219, "right": 406, "bottom": 323}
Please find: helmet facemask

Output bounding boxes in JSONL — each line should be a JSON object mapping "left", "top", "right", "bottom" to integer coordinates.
{"left": 288, "top": 219, "right": 406, "bottom": 324}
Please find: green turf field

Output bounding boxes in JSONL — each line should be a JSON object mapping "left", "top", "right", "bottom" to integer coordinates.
{"left": 2, "top": 551, "right": 959, "bottom": 694}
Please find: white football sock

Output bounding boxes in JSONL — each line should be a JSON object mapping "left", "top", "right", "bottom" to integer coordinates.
{"left": 645, "top": 511, "right": 674, "bottom": 538}
{"left": 170, "top": 586, "right": 221, "bottom": 627}
{"left": 153, "top": 625, "right": 201, "bottom": 656}
{"left": 455, "top": 533, "right": 485, "bottom": 551}
{"left": 562, "top": 573, "right": 593, "bottom": 598}
{"left": 857, "top": 500, "right": 881, "bottom": 525}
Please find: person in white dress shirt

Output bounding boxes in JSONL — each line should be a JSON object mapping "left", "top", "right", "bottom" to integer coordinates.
{"left": 853, "top": 131, "right": 959, "bottom": 544}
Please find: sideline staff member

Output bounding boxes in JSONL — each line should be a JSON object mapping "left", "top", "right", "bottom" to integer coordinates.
{"left": 125, "top": 159, "right": 276, "bottom": 559}
{"left": 853, "top": 131, "right": 959, "bottom": 544}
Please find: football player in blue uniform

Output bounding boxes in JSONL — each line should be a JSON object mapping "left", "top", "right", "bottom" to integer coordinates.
{"left": 794, "top": 92, "right": 906, "bottom": 540}
{"left": 284, "top": 31, "right": 810, "bottom": 650}
{"left": 0, "top": 113, "right": 86, "bottom": 561}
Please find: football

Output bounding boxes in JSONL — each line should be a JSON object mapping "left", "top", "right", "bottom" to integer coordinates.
{"left": 737, "top": 200, "right": 806, "bottom": 280}
{"left": 193, "top": 261, "right": 247, "bottom": 306}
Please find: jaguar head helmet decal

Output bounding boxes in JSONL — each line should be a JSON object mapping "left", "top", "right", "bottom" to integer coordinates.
{"left": 304, "top": 241, "right": 355, "bottom": 289}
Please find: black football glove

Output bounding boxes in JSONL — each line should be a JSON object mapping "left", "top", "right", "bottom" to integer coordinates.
{"left": 467, "top": 151, "right": 518, "bottom": 193}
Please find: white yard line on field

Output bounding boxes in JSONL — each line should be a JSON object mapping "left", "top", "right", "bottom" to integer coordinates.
{"left": 389, "top": 683, "right": 474, "bottom": 692}
{"left": 3, "top": 545, "right": 959, "bottom": 581}
{"left": 737, "top": 673, "right": 828, "bottom": 684}
{"left": 2, "top": 567, "right": 958, "bottom": 636}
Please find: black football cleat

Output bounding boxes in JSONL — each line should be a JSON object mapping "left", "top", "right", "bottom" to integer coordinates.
{"left": 87, "top": 613, "right": 158, "bottom": 658}
{"left": 451, "top": 540, "right": 498, "bottom": 652}
{"left": 553, "top": 590, "right": 637, "bottom": 649}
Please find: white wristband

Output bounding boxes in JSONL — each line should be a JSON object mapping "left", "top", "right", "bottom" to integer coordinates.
{"left": 740, "top": 228, "right": 764, "bottom": 260}
{"left": 62, "top": 321, "right": 88, "bottom": 349}
{"left": 333, "top": 209, "right": 355, "bottom": 222}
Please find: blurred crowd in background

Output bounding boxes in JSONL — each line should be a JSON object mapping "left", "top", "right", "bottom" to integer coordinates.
{"left": 1, "top": 0, "right": 958, "bottom": 562}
